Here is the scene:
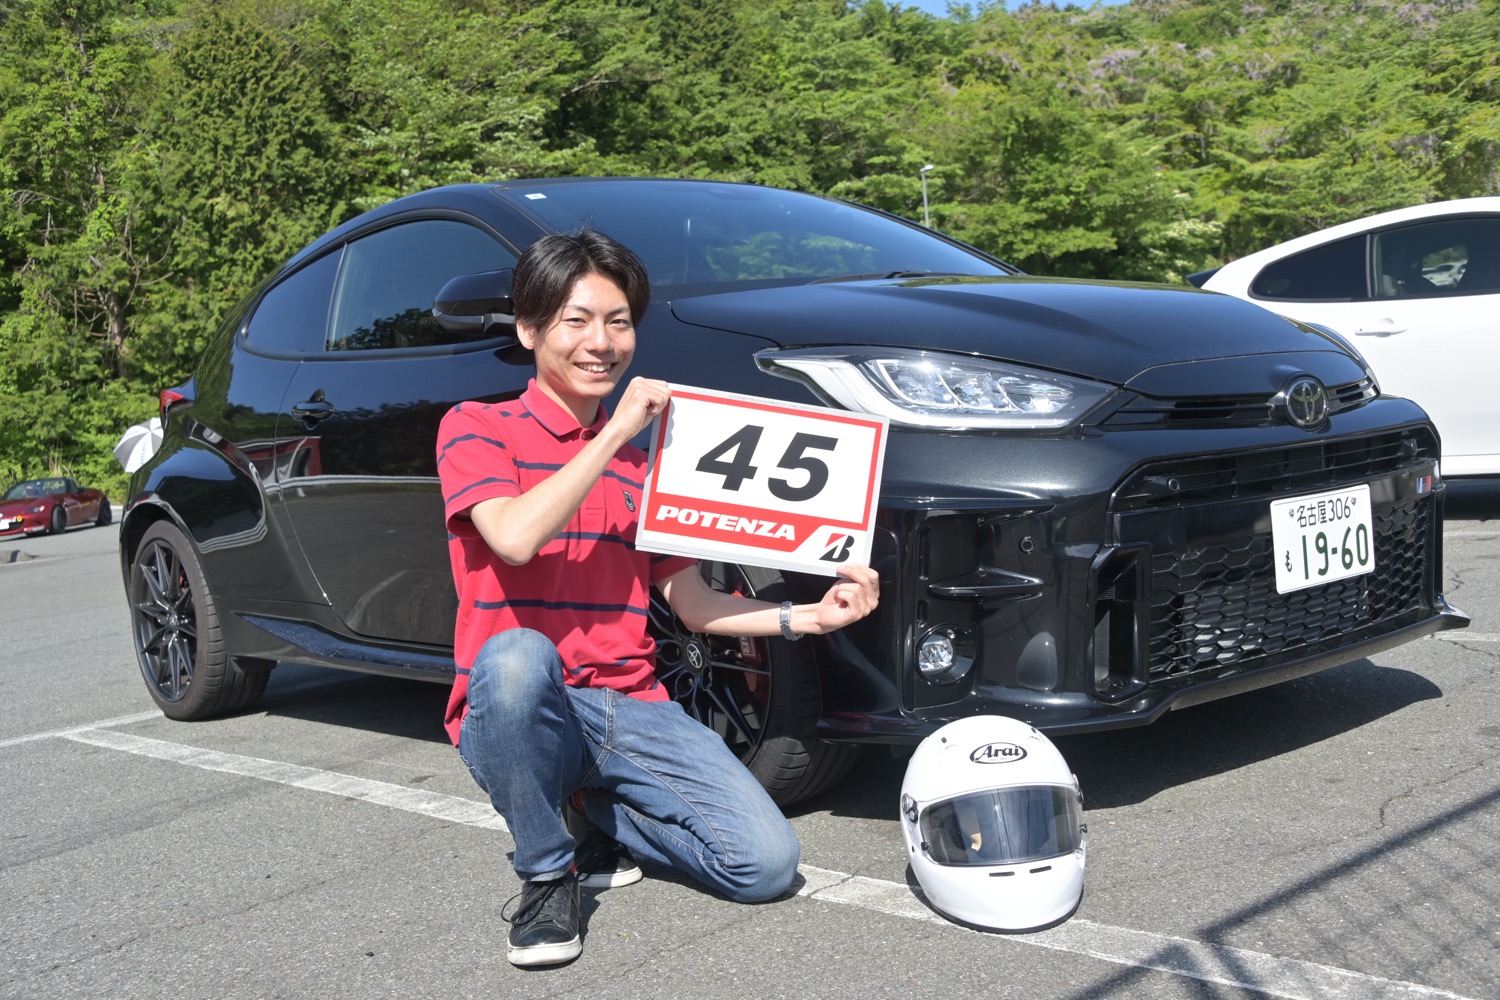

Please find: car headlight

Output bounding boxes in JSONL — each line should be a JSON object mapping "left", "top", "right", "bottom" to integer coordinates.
{"left": 24, "top": 504, "right": 45, "bottom": 514}
{"left": 757, "top": 347, "right": 1115, "bottom": 429}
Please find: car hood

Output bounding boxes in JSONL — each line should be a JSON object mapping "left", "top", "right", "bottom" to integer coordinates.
{"left": 0, "top": 497, "right": 44, "bottom": 515}
{"left": 669, "top": 275, "right": 1364, "bottom": 390}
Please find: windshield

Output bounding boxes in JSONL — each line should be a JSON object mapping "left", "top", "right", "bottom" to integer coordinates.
{"left": 498, "top": 180, "right": 1009, "bottom": 290}
{"left": 4, "top": 479, "right": 60, "bottom": 500}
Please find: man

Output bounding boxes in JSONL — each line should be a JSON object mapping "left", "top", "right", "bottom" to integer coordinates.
{"left": 435, "top": 230, "right": 880, "bottom": 967}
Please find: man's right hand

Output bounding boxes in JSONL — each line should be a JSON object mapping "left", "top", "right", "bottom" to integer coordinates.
{"left": 609, "top": 377, "right": 672, "bottom": 441}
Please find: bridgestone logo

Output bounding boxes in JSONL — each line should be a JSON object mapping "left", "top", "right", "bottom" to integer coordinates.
{"left": 655, "top": 504, "right": 797, "bottom": 540}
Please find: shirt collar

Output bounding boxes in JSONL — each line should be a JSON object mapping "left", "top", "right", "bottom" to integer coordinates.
{"left": 520, "top": 378, "right": 610, "bottom": 440}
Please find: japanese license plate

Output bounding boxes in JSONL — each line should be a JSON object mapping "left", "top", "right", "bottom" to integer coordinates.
{"left": 1270, "top": 485, "right": 1375, "bottom": 594}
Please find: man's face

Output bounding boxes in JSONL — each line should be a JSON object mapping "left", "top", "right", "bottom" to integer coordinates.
{"left": 518, "top": 271, "right": 636, "bottom": 423}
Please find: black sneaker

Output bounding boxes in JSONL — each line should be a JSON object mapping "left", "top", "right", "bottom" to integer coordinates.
{"left": 565, "top": 793, "right": 643, "bottom": 889}
{"left": 502, "top": 873, "right": 582, "bottom": 967}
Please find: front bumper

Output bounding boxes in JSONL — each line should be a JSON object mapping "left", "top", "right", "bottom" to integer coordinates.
{"left": 814, "top": 418, "right": 1469, "bottom": 742}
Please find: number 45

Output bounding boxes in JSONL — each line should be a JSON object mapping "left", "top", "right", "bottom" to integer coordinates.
{"left": 695, "top": 425, "right": 837, "bottom": 502}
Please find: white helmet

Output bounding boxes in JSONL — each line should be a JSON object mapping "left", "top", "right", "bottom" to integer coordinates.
{"left": 900, "top": 715, "right": 1086, "bottom": 932}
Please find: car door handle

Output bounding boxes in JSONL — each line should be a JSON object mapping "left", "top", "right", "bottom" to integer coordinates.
{"left": 292, "top": 391, "right": 336, "bottom": 424}
{"left": 1352, "top": 321, "right": 1406, "bottom": 337}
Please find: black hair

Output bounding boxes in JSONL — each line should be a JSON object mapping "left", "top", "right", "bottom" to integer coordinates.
{"left": 512, "top": 229, "right": 650, "bottom": 331}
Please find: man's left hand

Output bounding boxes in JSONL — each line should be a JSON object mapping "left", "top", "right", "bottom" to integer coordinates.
{"left": 806, "top": 564, "right": 879, "bottom": 634}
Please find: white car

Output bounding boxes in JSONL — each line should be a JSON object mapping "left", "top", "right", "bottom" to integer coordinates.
{"left": 1193, "top": 197, "right": 1500, "bottom": 477}
{"left": 1421, "top": 260, "right": 1466, "bottom": 287}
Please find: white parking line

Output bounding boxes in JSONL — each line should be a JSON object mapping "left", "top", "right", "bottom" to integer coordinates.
{"left": 0, "top": 710, "right": 161, "bottom": 749}
{"left": 1434, "top": 632, "right": 1500, "bottom": 642}
{"left": 63, "top": 727, "right": 507, "bottom": 831}
{"left": 28, "top": 721, "right": 1476, "bottom": 1000}
{"left": 796, "top": 868, "right": 1475, "bottom": 1000}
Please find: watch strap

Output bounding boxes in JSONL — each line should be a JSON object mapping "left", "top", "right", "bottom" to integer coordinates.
{"left": 779, "top": 600, "right": 802, "bottom": 641}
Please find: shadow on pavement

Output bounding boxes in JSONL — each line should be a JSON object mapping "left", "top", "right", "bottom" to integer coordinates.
{"left": 1446, "top": 477, "right": 1500, "bottom": 520}
{"left": 812, "top": 659, "right": 1443, "bottom": 819}
{"left": 254, "top": 661, "right": 452, "bottom": 744}
{"left": 1052, "top": 778, "right": 1500, "bottom": 1000}
{"left": 247, "top": 643, "right": 1446, "bottom": 815}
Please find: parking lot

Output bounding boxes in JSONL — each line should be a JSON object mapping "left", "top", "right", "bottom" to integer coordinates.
{"left": 3, "top": 482, "right": 1497, "bottom": 999}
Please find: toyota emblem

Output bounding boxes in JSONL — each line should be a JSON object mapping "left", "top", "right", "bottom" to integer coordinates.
{"left": 1278, "top": 376, "right": 1329, "bottom": 429}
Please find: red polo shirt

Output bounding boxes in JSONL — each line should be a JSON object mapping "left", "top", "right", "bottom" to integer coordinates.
{"left": 436, "top": 380, "right": 696, "bottom": 745}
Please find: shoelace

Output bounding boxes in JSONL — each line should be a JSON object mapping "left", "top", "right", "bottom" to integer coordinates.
{"left": 500, "top": 877, "right": 568, "bottom": 926}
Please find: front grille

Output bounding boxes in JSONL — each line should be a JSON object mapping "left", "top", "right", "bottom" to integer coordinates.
{"left": 1107, "top": 430, "right": 1439, "bottom": 686}
{"left": 1106, "top": 375, "right": 1377, "bottom": 429}
{"left": 1143, "top": 497, "right": 1430, "bottom": 681}
{"left": 1114, "top": 428, "right": 1436, "bottom": 509}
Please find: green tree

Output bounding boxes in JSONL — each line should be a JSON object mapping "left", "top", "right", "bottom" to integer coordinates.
{"left": 3, "top": 0, "right": 1498, "bottom": 497}
{"left": 1412, "top": 0, "right": 1500, "bottom": 197}
{"left": 0, "top": 0, "right": 166, "bottom": 491}
{"left": 125, "top": 1, "right": 348, "bottom": 389}
{"left": 300, "top": 0, "right": 596, "bottom": 209}
{"left": 1212, "top": 60, "right": 1450, "bottom": 258}
{"left": 915, "top": 3, "right": 1214, "bottom": 279}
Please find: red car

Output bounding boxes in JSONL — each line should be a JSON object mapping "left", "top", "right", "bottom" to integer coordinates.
{"left": 0, "top": 478, "right": 112, "bottom": 536}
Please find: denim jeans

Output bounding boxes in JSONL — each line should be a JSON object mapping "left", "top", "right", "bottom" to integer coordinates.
{"left": 457, "top": 628, "right": 801, "bottom": 903}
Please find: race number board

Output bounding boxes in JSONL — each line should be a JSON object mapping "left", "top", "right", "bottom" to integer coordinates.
{"left": 636, "top": 386, "right": 889, "bottom": 576}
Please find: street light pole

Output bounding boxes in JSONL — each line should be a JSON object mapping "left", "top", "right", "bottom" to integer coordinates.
{"left": 919, "top": 164, "right": 934, "bottom": 228}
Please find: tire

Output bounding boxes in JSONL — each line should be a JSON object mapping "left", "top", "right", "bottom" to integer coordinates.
{"left": 649, "top": 562, "right": 861, "bottom": 807}
{"left": 128, "top": 521, "right": 269, "bottom": 720}
{"left": 48, "top": 505, "right": 66, "bottom": 535}
{"left": 95, "top": 500, "right": 113, "bottom": 527}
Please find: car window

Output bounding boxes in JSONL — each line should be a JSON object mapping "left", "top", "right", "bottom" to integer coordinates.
{"left": 1458, "top": 250, "right": 1500, "bottom": 293}
{"left": 1380, "top": 217, "right": 1500, "bottom": 299}
{"left": 326, "top": 219, "right": 515, "bottom": 352}
{"left": 244, "top": 251, "right": 341, "bottom": 354}
{"left": 1249, "top": 234, "right": 1366, "bottom": 301}
{"left": 1373, "top": 216, "right": 1500, "bottom": 299}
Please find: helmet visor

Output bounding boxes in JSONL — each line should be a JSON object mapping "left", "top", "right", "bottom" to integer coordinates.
{"left": 919, "top": 784, "right": 1083, "bottom": 867}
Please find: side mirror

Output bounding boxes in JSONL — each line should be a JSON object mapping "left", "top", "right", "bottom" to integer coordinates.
{"left": 432, "top": 269, "right": 517, "bottom": 340}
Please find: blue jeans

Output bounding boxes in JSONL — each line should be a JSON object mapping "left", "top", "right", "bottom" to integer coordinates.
{"left": 457, "top": 628, "right": 801, "bottom": 903}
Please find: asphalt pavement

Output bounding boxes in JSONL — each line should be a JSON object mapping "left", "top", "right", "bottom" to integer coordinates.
{"left": 2, "top": 486, "right": 1497, "bottom": 1000}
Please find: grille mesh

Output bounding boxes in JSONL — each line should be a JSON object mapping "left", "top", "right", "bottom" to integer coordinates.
{"left": 1142, "top": 496, "right": 1430, "bottom": 681}
{"left": 1112, "top": 430, "right": 1438, "bottom": 684}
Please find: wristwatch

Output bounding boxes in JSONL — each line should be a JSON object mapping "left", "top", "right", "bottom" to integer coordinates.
{"left": 779, "top": 600, "right": 803, "bottom": 642}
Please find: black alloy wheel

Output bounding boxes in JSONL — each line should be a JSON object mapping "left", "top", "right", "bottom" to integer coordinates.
{"left": 95, "top": 500, "right": 112, "bottom": 527}
{"left": 129, "top": 521, "right": 269, "bottom": 719}
{"left": 48, "top": 505, "right": 66, "bottom": 534}
{"left": 648, "top": 562, "right": 860, "bottom": 806}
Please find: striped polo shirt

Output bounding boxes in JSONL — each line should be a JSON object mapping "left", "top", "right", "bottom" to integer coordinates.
{"left": 436, "top": 379, "right": 696, "bottom": 745}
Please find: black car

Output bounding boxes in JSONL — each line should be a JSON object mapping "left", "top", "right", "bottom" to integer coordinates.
{"left": 120, "top": 178, "right": 1469, "bottom": 804}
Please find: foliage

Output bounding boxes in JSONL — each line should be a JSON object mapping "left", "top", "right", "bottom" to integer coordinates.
{"left": 124, "top": 1, "right": 348, "bottom": 390}
{"left": 0, "top": 0, "right": 167, "bottom": 496}
{"left": 0, "top": 0, "right": 1495, "bottom": 490}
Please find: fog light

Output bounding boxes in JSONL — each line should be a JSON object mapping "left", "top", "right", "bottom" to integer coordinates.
{"left": 917, "top": 626, "right": 974, "bottom": 684}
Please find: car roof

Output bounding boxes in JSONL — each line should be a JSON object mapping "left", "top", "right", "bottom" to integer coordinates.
{"left": 1212, "top": 196, "right": 1500, "bottom": 280}
{"left": 283, "top": 177, "right": 826, "bottom": 273}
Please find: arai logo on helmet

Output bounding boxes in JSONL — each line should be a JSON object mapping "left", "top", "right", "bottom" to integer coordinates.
{"left": 970, "top": 742, "right": 1027, "bottom": 763}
